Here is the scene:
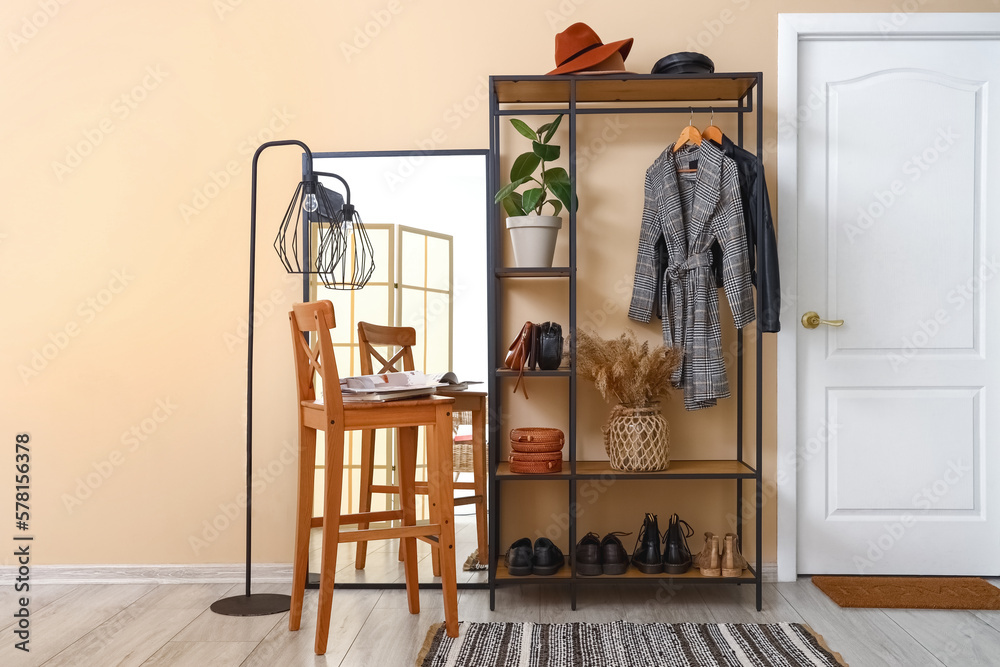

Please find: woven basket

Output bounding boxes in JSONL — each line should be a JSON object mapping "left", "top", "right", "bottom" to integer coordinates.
{"left": 604, "top": 404, "right": 669, "bottom": 472}
{"left": 452, "top": 435, "right": 475, "bottom": 473}
{"left": 508, "top": 450, "right": 563, "bottom": 474}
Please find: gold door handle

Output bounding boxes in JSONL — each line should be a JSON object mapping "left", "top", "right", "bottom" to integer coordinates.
{"left": 801, "top": 311, "right": 844, "bottom": 329}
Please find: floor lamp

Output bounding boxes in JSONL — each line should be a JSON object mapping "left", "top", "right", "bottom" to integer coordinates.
{"left": 211, "top": 140, "right": 373, "bottom": 617}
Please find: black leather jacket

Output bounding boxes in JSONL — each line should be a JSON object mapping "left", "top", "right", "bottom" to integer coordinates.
{"left": 712, "top": 134, "right": 780, "bottom": 332}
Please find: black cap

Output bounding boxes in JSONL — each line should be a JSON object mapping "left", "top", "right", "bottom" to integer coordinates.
{"left": 651, "top": 52, "right": 715, "bottom": 75}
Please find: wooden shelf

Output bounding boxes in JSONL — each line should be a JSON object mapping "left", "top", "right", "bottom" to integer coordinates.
{"left": 496, "top": 566, "right": 572, "bottom": 581}
{"left": 495, "top": 368, "right": 572, "bottom": 378}
{"left": 496, "top": 267, "right": 572, "bottom": 278}
{"left": 496, "top": 459, "right": 756, "bottom": 480}
{"left": 495, "top": 565, "right": 756, "bottom": 583}
{"left": 492, "top": 74, "right": 757, "bottom": 105}
{"left": 575, "top": 459, "right": 756, "bottom": 479}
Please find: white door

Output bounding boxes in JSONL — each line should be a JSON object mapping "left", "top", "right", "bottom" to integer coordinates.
{"left": 779, "top": 14, "right": 1000, "bottom": 575}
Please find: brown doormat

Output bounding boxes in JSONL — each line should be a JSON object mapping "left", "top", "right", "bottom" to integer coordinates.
{"left": 812, "top": 576, "right": 1000, "bottom": 609}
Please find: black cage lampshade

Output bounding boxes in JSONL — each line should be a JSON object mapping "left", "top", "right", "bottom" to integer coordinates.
{"left": 273, "top": 171, "right": 375, "bottom": 290}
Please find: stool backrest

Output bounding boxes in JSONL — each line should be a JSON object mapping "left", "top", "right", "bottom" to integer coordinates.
{"left": 289, "top": 300, "right": 344, "bottom": 419}
{"left": 357, "top": 322, "right": 417, "bottom": 375}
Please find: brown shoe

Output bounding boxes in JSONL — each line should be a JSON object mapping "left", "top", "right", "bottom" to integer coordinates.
{"left": 721, "top": 533, "right": 747, "bottom": 577}
{"left": 692, "top": 532, "right": 721, "bottom": 576}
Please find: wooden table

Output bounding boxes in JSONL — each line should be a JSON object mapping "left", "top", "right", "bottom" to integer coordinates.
{"left": 436, "top": 389, "right": 488, "bottom": 562}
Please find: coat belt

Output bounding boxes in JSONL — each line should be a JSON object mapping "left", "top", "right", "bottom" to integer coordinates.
{"left": 666, "top": 252, "right": 712, "bottom": 282}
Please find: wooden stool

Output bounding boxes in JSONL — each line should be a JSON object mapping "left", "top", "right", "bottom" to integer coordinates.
{"left": 354, "top": 322, "right": 488, "bottom": 574}
{"left": 287, "top": 301, "right": 459, "bottom": 655}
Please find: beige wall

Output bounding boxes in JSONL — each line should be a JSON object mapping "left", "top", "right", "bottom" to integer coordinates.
{"left": 2, "top": 0, "right": 995, "bottom": 567}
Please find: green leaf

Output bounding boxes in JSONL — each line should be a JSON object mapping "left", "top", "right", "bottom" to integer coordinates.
{"left": 549, "top": 180, "right": 577, "bottom": 213}
{"left": 540, "top": 114, "right": 563, "bottom": 143}
{"left": 493, "top": 175, "right": 532, "bottom": 203}
{"left": 521, "top": 188, "right": 545, "bottom": 214}
{"left": 532, "top": 142, "right": 560, "bottom": 161}
{"left": 501, "top": 193, "right": 525, "bottom": 217}
{"left": 510, "top": 152, "right": 541, "bottom": 183}
{"left": 542, "top": 167, "right": 569, "bottom": 184}
{"left": 509, "top": 118, "right": 538, "bottom": 141}
{"left": 544, "top": 199, "right": 563, "bottom": 217}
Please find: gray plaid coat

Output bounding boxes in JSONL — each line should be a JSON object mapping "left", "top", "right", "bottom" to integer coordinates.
{"left": 628, "top": 140, "right": 755, "bottom": 410}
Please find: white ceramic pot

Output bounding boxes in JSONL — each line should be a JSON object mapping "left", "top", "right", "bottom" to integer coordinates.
{"left": 505, "top": 215, "right": 562, "bottom": 268}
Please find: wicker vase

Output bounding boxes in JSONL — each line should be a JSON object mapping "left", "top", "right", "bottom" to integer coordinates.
{"left": 604, "top": 404, "right": 670, "bottom": 472}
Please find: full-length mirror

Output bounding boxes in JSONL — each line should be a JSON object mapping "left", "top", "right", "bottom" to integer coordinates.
{"left": 306, "top": 150, "right": 489, "bottom": 586}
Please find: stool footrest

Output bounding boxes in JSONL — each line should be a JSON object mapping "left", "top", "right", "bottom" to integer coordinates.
{"left": 337, "top": 524, "right": 441, "bottom": 544}
{"left": 338, "top": 510, "right": 405, "bottom": 525}
{"left": 453, "top": 495, "right": 483, "bottom": 506}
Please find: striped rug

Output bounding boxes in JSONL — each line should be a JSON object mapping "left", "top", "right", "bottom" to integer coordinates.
{"left": 417, "top": 621, "right": 847, "bottom": 666}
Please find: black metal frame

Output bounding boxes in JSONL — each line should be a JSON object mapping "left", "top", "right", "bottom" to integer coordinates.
{"left": 486, "top": 73, "right": 766, "bottom": 611}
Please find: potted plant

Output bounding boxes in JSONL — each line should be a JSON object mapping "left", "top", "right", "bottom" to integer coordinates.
{"left": 494, "top": 114, "right": 577, "bottom": 267}
{"left": 576, "top": 328, "right": 682, "bottom": 471}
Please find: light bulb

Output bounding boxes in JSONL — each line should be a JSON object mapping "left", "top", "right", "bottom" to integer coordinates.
{"left": 303, "top": 193, "right": 318, "bottom": 213}
{"left": 343, "top": 219, "right": 354, "bottom": 236}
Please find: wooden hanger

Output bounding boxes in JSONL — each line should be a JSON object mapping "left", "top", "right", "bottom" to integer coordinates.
{"left": 702, "top": 107, "right": 723, "bottom": 144}
{"left": 675, "top": 108, "right": 701, "bottom": 173}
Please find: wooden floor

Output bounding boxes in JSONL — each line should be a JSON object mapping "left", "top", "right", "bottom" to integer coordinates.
{"left": 3, "top": 517, "right": 999, "bottom": 666}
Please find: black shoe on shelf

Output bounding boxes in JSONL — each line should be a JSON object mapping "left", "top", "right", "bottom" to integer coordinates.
{"left": 631, "top": 513, "right": 663, "bottom": 574}
{"left": 532, "top": 537, "right": 565, "bottom": 576}
{"left": 504, "top": 537, "right": 533, "bottom": 576}
{"left": 663, "top": 513, "right": 694, "bottom": 574}
{"left": 601, "top": 532, "right": 631, "bottom": 575}
{"left": 576, "top": 532, "right": 602, "bottom": 576}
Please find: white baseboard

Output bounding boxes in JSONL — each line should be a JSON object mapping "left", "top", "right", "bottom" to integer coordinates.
{"left": 0, "top": 562, "right": 780, "bottom": 585}
{"left": 0, "top": 563, "right": 293, "bottom": 586}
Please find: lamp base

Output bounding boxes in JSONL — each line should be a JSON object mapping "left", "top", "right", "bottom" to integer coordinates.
{"left": 210, "top": 593, "right": 290, "bottom": 617}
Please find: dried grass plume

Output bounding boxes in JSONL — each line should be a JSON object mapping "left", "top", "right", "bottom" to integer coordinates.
{"left": 576, "top": 328, "right": 682, "bottom": 407}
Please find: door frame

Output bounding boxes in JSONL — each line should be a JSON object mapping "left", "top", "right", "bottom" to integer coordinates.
{"left": 775, "top": 12, "right": 1000, "bottom": 582}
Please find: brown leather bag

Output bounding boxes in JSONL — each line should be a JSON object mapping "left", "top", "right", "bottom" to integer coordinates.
{"left": 503, "top": 321, "right": 534, "bottom": 398}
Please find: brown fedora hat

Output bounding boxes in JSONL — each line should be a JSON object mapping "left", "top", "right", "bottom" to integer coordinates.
{"left": 547, "top": 23, "right": 633, "bottom": 76}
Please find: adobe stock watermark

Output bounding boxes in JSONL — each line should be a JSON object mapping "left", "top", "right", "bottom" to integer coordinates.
{"left": 684, "top": 0, "right": 752, "bottom": 53}
{"left": 179, "top": 107, "right": 295, "bottom": 224}
{"left": 339, "top": 0, "right": 413, "bottom": 63}
{"left": 544, "top": 0, "right": 590, "bottom": 30}
{"left": 189, "top": 439, "right": 297, "bottom": 555}
{"left": 212, "top": 0, "right": 250, "bottom": 21}
{"left": 7, "top": 0, "right": 72, "bottom": 53}
{"left": 383, "top": 78, "right": 490, "bottom": 192}
{"left": 534, "top": 474, "right": 617, "bottom": 543}
{"left": 876, "top": 0, "right": 934, "bottom": 35}
{"left": 887, "top": 255, "right": 1000, "bottom": 371}
{"left": 17, "top": 268, "right": 134, "bottom": 385}
{"left": 61, "top": 397, "right": 180, "bottom": 514}
{"left": 853, "top": 458, "right": 971, "bottom": 573}
{"left": 222, "top": 274, "right": 299, "bottom": 352}
{"left": 842, "top": 126, "right": 959, "bottom": 244}
{"left": 51, "top": 66, "right": 169, "bottom": 182}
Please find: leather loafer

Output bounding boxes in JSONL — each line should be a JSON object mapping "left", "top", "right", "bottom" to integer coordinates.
{"left": 601, "top": 532, "right": 631, "bottom": 575}
{"left": 631, "top": 513, "right": 663, "bottom": 574}
{"left": 532, "top": 537, "right": 565, "bottom": 575}
{"left": 504, "top": 537, "right": 533, "bottom": 576}
{"left": 576, "top": 532, "right": 602, "bottom": 576}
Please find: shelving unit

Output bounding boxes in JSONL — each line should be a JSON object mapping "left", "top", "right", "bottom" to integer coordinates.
{"left": 486, "top": 73, "right": 766, "bottom": 611}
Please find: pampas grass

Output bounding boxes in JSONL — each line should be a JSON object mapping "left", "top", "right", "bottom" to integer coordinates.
{"left": 576, "top": 329, "right": 682, "bottom": 408}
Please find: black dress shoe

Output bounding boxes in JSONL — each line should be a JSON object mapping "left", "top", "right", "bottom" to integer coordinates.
{"left": 663, "top": 513, "right": 694, "bottom": 574}
{"left": 504, "top": 537, "right": 533, "bottom": 576}
{"left": 576, "top": 532, "right": 602, "bottom": 576}
{"left": 631, "top": 513, "right": 663, "bottom": 574}
{"left": 532, "top": 537, "right": 565, "bottom": 575}
{"left": 601, "top": 532, "right": 631, "bottom": 575}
